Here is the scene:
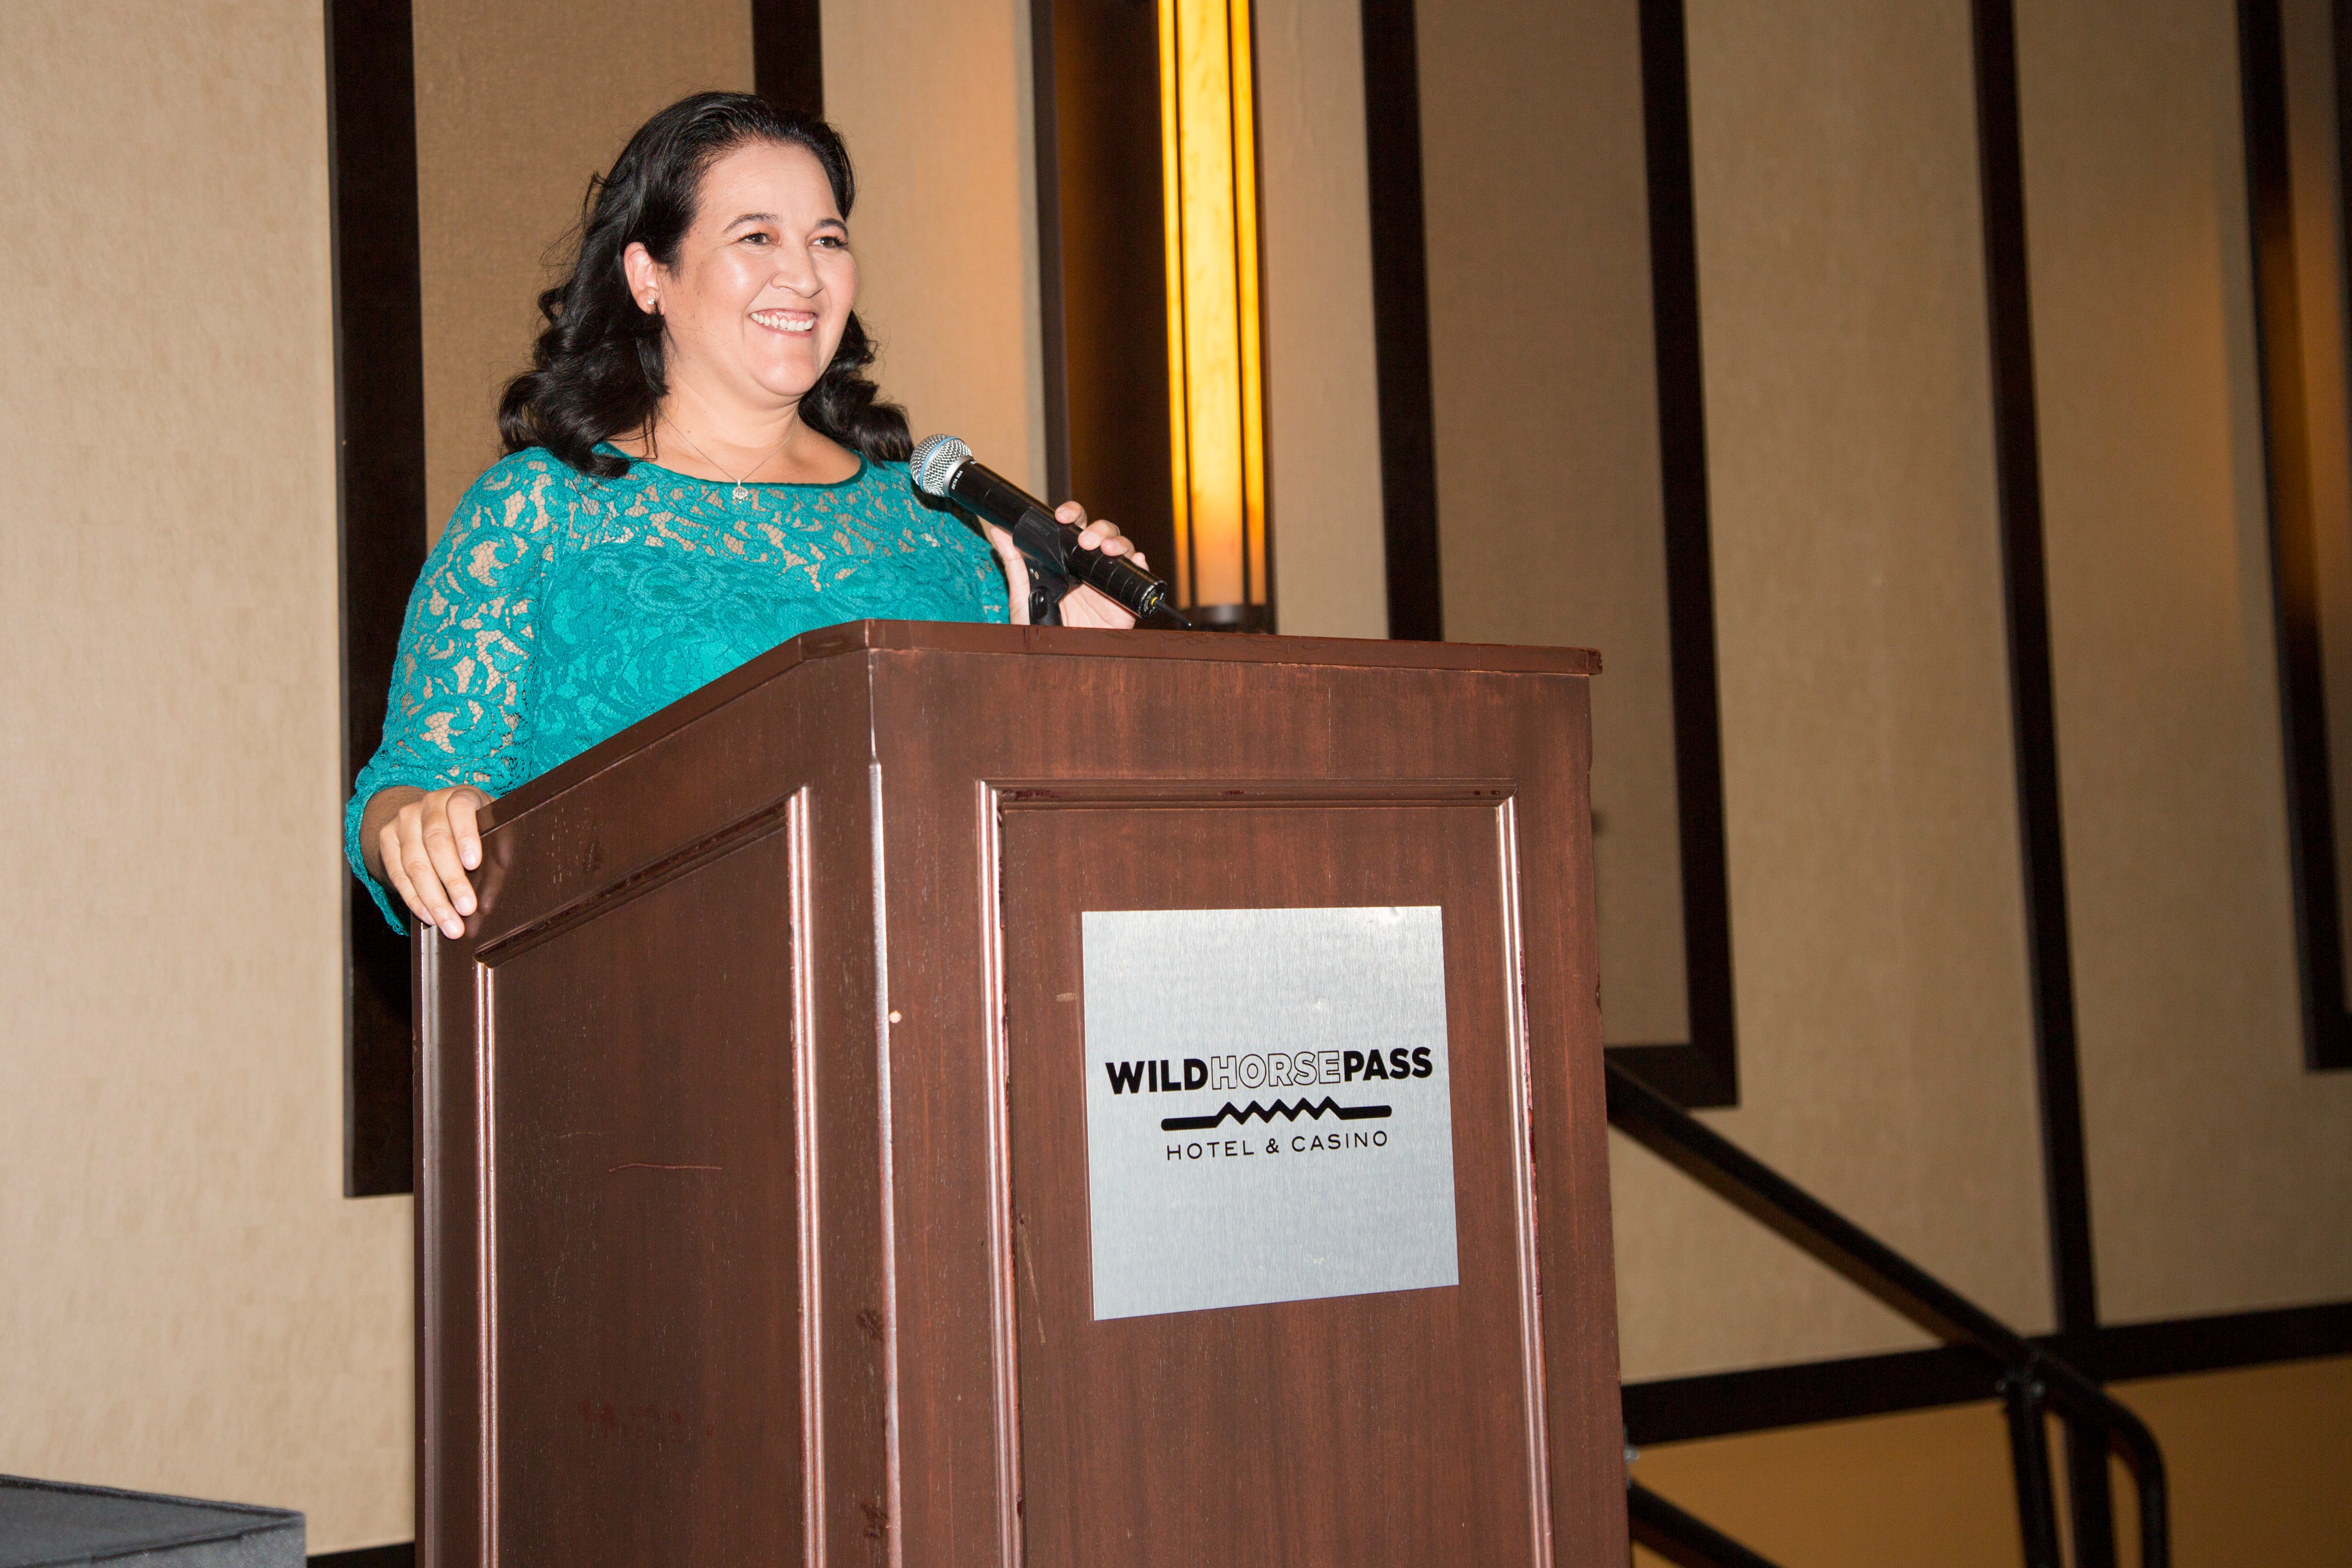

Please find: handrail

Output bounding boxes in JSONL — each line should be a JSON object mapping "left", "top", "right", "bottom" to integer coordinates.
{"left": 1628, "top": 1480, "right": 1787, "bottom": 1568}
{"left": 1606, "top": 1061, "right": 2169, "bottom": 1568}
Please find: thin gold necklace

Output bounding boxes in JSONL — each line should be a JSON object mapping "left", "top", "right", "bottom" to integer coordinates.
{"left": 659, "top": 416, "right": 791, "bottom": 502}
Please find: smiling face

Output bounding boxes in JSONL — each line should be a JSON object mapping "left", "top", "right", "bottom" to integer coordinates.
{"left": 625, "top": 138, "right": 856, "bottom": 416}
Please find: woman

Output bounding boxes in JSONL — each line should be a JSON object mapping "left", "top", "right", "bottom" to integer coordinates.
{"left": 349, "top": 92, "right": 1141, "bottom": 939}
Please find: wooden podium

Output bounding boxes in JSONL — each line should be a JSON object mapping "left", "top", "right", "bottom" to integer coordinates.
{"left": 416, "top": 621, "right": 1625, "bottom": 1566}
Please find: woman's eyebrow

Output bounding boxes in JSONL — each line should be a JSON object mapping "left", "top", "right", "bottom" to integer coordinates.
{"left": 722, "top": 212, "right": 847, "bottom": 232}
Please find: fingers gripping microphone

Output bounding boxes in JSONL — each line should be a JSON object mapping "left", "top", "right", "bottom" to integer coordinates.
{"left": 910, "top": 434, "right": 1181, "bottom": 627}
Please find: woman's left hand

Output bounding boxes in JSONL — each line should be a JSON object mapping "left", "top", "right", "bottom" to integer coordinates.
{"left": 985, "top": 501, "right": 1148, "bottom": 628}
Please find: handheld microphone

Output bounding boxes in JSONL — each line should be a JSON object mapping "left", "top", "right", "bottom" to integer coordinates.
{"left": 909, "top": 434, "right": 1185, "bottom": 627}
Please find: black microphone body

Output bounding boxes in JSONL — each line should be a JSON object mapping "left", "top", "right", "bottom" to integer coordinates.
{"left": 918, "top": 444, "right": 1180, "bottom": 626}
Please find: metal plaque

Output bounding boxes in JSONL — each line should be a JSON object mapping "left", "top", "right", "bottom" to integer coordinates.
{"left": 1078, "top": 906, "right": 1460, "bottom": 1321}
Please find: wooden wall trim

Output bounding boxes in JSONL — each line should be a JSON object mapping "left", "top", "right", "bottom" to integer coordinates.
{"left": 1358, "top": 0, "right": 1442, "bottom": 641}
{"left": 1968, "top": 0, "right": 2115, "bottom": 1552}
{"left": 2240, "top": 0, "right": 2352, "bottom": 1073}
{"left": 1030, "top": 0, "right": 1073, "bottom": 503}
{"left": 328, "top": 0, "right": 428, "bottom": 1200}
{"left": 308, "top": 1546, "right": 416, "bottom": 1567}
{"left": 1027, "top": 0, "right": 1180, "bottom": 580}
{"left": 753, "top": 0, "right": 825, "bottom": 115}
{"left": 1969, "top": 0, "right": 2100, "bottom": 1348}
{"left": 1602, "top": 0, "right": 1741, "bottom": 1111}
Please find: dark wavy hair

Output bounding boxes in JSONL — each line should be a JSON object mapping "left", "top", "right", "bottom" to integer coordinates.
{"left": 499, "top": 92, "right": 910, "bottom": 478}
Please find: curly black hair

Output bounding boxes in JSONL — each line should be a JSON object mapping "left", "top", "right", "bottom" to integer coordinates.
{"left": 498, "top": 91, "right": 910, "bottom": 477}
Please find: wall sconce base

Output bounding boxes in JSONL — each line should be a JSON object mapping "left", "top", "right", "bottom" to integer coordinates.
{"left": 1185, "top": 603, "right": 1274, "bottom": 633}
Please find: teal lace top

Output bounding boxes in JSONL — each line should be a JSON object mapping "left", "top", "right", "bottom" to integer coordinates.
{"left": 345, "top": 446, "right": 1009, "bottom": 929}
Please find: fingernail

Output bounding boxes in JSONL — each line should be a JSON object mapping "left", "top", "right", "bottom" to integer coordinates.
{"left": 443, "top": 918, "right": 463, "bottom": 939}
{"left": 457, "top": 894, "right": 475, "bottom": 915}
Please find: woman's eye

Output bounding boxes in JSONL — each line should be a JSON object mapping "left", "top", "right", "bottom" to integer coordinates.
{"left": 741, "top": 232, "right": 770, "bottom": 246}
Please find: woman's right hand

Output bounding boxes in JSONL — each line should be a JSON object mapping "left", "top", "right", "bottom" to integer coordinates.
{"left": 362, "top": 784, "right": 493, "bottom": 939}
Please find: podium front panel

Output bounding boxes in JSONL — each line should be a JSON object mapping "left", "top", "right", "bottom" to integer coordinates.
{"left": 998, "top": 787, "right": 1550, "bottom": 1565}
{"left": 867, "top": 631, "right": 1623, "bottom": 1567}
{"left": 477, "top": 816, "right": 811, "bottom": 1565}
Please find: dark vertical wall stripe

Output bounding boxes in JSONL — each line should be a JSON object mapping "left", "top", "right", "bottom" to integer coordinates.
{"left": 1967, "top": 2, "right": 2115, "bottom": 1559}
{"left": 1033, "top": 0, "right": 1073, "bottom": 503}
{"left": 1969, "top": 0, "right": 2098, "bottom": 1342}
{"left": 1604, "top": 0, "right": 1740, "bottom": 1110}
{"left": 2243, "top": 0, "right": 2352, "bottom": 1071}
{"left": 1244, "top": 1, "right": 1276, "bottom": 622}
{"left": 1358, "top": 0, "right": 1442, "bottom": 640}
{"left": 1030, "top": 0, "right": 1176, "bottom": 573}
{"left": 328, "top": 0, "right": 427, "bottom": 1200}
{"left": 752, "top": 0, "right": 824, "bottom": 116}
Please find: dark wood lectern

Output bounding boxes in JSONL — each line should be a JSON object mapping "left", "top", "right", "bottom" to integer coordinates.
{"left": 417, "top": 621, "right": 1624, "bottom": 1566}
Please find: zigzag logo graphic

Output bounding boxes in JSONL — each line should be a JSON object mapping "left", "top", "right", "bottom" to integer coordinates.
{"left": 1161, "top": 1097, "right": 1392, "bottom": 1132}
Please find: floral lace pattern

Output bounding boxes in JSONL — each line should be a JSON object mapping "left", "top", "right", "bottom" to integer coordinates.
{"left": 346, "top": 447, "right": 1008, "bottom": 929}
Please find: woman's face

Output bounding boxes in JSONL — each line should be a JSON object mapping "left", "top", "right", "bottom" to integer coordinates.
{"left": 629, "top": 139, "right": 857, "bottom": 412}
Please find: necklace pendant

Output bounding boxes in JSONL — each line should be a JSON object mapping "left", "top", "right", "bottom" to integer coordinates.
{"left": 733, "top": 482, "right": 750, "bottom": 502}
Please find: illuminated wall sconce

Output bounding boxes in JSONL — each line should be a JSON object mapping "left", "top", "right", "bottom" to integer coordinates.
{"left": 1160, "top": 0, "right": 1271, "bottom": 630}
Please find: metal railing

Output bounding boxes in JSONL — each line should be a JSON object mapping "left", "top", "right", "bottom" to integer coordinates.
{"left": 1607, "top": 1061, "right": 2169, "bottom": 1568}
{"left": 1629, "top": 1477, "right": 1788, "bottom": 1568}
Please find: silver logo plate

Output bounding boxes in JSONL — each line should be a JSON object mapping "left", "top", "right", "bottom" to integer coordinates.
{"left": 1078, "top": 906, "right": 1461, "bottom": 1321}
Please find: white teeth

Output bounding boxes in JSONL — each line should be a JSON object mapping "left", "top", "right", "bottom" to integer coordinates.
{"left": 753, "top": 311, "right": 815, "bottom": 334}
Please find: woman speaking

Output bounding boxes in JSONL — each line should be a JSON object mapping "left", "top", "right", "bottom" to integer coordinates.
{"left": 347, "top": 92, "right": 1141, "bottom": 939}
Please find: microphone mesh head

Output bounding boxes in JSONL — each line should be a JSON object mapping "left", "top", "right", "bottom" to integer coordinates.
{"left": 909, "top": 434, "right": 971, "bottom": 497}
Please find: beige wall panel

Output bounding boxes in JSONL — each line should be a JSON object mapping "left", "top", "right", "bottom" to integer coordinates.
{"left": 1652, "top": 0, "right": 2053, "bottom": 1365}
{"left": 2016, "top": 0, "right": 2352, "bottom": 1321}
{"left": 1418, "top": 0, "right": 1690, "bottom": 1048}
{"left": 1420, "top": 0, "right": 2050, "bottom": 1376}
{"left": 1254, "top": 0, "right": 1389, "bottom": 639}
{"left": 0, "top": 2, "right": 411, "bottom": 1552}
{"left": 823, "top": 0, "right": 1045, "bottom": 492}
{"left": 413, "top": 0, "right": 753, "bottom": 538}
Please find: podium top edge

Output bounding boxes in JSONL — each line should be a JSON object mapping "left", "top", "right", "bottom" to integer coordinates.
{"left": 481, "top": 621, "right": 1596, "bottom": 828}
{"left": 816, "top": 619, "right": 1600, "bottom": 675}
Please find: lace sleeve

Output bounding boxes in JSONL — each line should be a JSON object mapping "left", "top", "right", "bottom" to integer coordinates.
{"left": 344, "top": 458, "right": 565, "bottom": 931}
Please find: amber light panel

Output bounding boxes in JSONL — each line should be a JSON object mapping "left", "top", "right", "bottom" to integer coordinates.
{"left": 1159, "top": 0, "right": 1269, "bottom": 624}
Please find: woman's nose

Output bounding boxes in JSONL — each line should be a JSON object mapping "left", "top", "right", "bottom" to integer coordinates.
{"left": 771, "top": 249, "right": 821, "bottom": 296}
